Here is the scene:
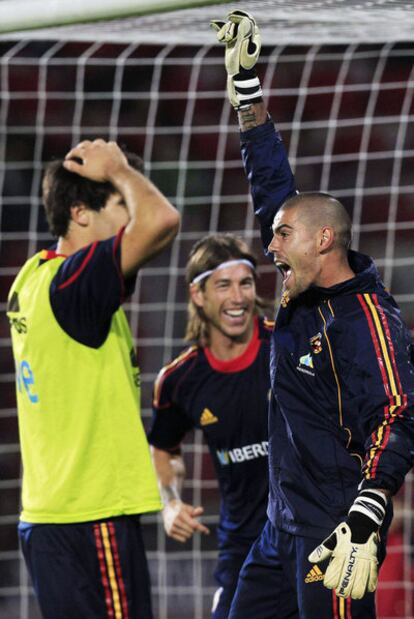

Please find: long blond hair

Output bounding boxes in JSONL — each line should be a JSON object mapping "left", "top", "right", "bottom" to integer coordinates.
{"left": 185, "top": 233, "right": 266, "bottom": 346}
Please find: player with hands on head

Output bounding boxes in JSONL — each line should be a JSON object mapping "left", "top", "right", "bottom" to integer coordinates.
{"left": 212, "top": 8, "right": 414, "bottom": 619}
{"left": 148, "top": 233, "right": 273, "bottom": 619}
{"left": 7, "top": 138, "right": 180, "bottom": 619}
{"left": 62, "top": 138, "right": 178, "bottom": 275}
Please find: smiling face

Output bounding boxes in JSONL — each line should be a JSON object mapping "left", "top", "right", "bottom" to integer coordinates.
{"left": 268, "top": 206, "right": 321, "bottom": 300}
{"left": 190, "top": 262, "right": 256, "bottom": 345}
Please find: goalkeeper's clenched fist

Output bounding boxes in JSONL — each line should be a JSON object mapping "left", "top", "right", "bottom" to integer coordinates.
{"left": 211, "top": 10, "right": 263, "bottom": 109}
{"left": 308, "top": 489, "right": 388, "bottom": 599}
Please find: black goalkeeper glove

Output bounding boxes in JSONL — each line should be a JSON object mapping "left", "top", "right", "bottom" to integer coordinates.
{"left": 211, "top": 9, "right": 263, "bottom": 109}
{"left": 308, "top": 489, "right": 387, "bottom": 599}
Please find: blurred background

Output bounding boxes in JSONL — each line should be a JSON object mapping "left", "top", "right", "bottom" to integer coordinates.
{"left": 0, "top": 2, "right": 414, "bottom": 617}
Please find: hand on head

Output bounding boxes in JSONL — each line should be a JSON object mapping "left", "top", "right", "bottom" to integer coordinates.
{"left": 63, "top": 139, "right": 129, "bottom": 183}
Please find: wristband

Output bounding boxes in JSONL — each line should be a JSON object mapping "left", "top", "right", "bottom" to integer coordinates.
{"left": 232, "top": 69, "right": 263, "bottom": 110}
{"left": 347, "top": 489, "right": 387, "bottom": 543}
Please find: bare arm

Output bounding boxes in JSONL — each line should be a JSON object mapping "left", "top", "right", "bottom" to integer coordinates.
{"left": 63, "top": 139, "right": 180, "bottom": 277}
{"left": 151, "top": 446, "right": 210, "bottom": 543}
{"left": 237, "top": 101, "right": 268, "bottom": 132}
{"left": 114, "top": 165, "right": 179, "bottom": 278}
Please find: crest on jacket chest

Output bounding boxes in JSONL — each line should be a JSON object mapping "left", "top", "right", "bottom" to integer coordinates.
{"left": 309, "top": 332, "right": 323, "bottom": 355}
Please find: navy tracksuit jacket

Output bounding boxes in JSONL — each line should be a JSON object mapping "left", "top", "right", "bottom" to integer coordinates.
{"left": 241, "top": 120, "right": 414, "bottom": 540}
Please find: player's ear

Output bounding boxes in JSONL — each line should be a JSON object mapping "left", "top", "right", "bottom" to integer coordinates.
{"left": 189, "top": 283, "right": 205, "bottom": 308}
{"left": 70, "top": 203, "right": 90, "bottom": 228}
{"left": 318, "top": 226, "right": 334, "bottom": 253}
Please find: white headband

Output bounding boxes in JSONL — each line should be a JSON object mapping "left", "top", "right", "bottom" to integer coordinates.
{"left": 191, "top": 259, "right": 255, "bottom": 285}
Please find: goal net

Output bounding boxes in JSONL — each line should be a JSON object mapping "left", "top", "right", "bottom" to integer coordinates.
{"left": 0, "top": 2, "right": 413, "bottom": 618}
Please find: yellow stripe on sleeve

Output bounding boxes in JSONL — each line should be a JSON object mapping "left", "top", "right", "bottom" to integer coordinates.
{"left": 364, "top": 294, "right": 398, "bottom": 398}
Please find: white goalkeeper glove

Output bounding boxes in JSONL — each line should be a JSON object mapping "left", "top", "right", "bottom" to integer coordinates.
{"left": 308, "top": 489, "right": 387, "bottom": 599}
{"left": 211, "top": 9, "right": 262, "bottom": 109}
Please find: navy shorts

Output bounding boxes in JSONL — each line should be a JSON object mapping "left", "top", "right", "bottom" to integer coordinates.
{"left": 19, "top": 515, "right": 153, "bottom": 619}
{"left": 228, "top": 520, "right": 377, "bottom": 619}
{"left": 212, "top": 545, "right": 255, "bottom": 619}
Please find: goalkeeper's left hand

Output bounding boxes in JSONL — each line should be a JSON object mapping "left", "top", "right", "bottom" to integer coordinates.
{"left": 308, "top": 489, "right": 388, "bottom": 599}
{"left": 210, "top": 9, "right": 262, "bottom": 109}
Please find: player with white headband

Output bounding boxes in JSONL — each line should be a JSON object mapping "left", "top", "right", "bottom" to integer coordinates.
{"left": 191, "top": 258, "right": 256, "bottom": 286}
{"left": 148, "top": 233, "right": 273, "bottom": 619}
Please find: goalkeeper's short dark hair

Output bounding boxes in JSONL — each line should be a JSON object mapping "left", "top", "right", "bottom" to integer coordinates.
{"left": 281, "top": 191, "right": 352, "bottom": 251}
{"left": 185, "top": 233, "right": 269, "bottom": 345}
{"left": 42, "top": 149, "right": 144, "bottom": 238}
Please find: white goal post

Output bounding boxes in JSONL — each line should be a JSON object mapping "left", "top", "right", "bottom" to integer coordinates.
{"left": 0, "top": 0, "right": 230, "bottom": 35}
{"left": 0, "top": 0, "right": 414, "bottom": 44}
{"left": 0, "top": 2, "right": 414, "bottom": 619}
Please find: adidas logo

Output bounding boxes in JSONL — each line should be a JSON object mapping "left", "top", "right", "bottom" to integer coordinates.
{"left": 304, "top": 565, "right": 324, "bottom": 583}
{"left": 200, "top": 408, "right": 218, "bottom": 426}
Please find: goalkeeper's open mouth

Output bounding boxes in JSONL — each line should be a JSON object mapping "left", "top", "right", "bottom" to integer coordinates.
{"left": 276, "top": 261, "right": 292, "bottom": 286}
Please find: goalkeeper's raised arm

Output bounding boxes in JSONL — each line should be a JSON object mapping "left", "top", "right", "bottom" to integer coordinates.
{"left": 211, "top": 9, "right": 267, "bottom": 131}
{"left": 212, "top": 10, "right": 414, "bottom": 619}
{"left": 212, "top": 9, "right": 296, "bottom": 254}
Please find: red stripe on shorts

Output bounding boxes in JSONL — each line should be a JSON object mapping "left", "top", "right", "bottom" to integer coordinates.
{"left": 108, "top": 521, "right": 130, "bottom": 619}
{"left": 93, "top": 523, "right": 115, "bottom": 618}
{"left": 332, "top": 590, "right": 339, "bottom": 618}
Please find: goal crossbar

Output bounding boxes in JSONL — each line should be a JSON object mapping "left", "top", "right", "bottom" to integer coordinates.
{"left": 0, "top": 1, "right": 414, "bottom": 44}
{"left": 0, "top": 0, "right": 228, "bottom": 36}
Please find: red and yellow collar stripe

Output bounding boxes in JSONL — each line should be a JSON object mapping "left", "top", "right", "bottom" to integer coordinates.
{"left": 153, "top": 346, "right": 197, "bottom": 409}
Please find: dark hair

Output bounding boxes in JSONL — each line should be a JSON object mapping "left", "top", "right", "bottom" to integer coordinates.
{"left": 281, "top": 192, "right": 352, "bottom": 251}
{"left": 185, "top": 233, "right": 268, "bottom": 345}
{"left": 42, "top": 150, "right": 144, "bottom": 238}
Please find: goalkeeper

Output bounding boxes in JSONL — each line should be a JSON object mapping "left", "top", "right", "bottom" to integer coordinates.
{"left": 7, "top": 139, "right": 179, "bottom": 618}
{"left": 212, "top": 10, "right": 414, "bottom": 618}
